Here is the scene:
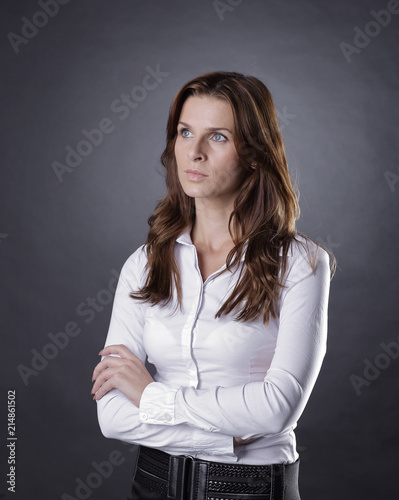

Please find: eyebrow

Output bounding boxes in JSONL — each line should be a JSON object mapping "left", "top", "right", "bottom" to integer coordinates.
{"left": 177, "top": 121, "right": 233, "bottom": 134}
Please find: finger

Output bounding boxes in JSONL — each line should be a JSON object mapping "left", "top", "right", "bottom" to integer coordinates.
{"left": 92, "top": 357, "right": 117, "bottom": 382}
{"left": 92, "top": 356, "right": 139, "bottom": 391}
{"left": 92, "top": 370, "right": 121, "bottom": 400}
{"left": 92, "top": 363, "right": 128, "bottom": 396}
{"left": 92, "top": 364, "right": 113, "bottom": 394}
{"left": 92, "top": 355, "right": 127, "bottom": 382}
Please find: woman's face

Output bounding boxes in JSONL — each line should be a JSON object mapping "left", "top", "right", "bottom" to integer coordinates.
{"left": 174, "top": 95, "right": 244, "bottom": 207}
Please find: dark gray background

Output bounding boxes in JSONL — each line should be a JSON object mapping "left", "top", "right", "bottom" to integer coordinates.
{"left": 1, "top": 0, "right": 398, "bottom": 498}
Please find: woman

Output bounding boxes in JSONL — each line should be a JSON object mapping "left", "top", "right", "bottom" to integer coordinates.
{"left": 91, "top": 71, "right": 334, "bottom": 500}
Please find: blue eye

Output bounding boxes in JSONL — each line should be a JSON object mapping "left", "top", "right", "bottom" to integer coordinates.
{"left": 213, "top": 133, "right": 227, "bottom": 142}
{"left": 179, "top": 128, "right": 193, "bottom": 138}
{"left": 178, "top": 128, "right": 227, "bottom": 142}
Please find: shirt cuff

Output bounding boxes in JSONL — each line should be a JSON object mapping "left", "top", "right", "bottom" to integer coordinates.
{"left": 139, "top": 382, "right": 179, "bottom": 425}
{"left": 139, "top": 382, "right": 237, "bottom": 459}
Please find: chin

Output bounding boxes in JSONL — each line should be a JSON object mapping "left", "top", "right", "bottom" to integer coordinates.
{"left": 182, "top": 187, "right": 209, "bottom": 199}
{"left": 178, "top": 179, "right": 206, "bottom": 197}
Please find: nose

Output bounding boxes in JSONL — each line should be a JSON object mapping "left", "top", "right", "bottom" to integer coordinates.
{"left": 187, "top": 138, "right": 206, "bottom": 162}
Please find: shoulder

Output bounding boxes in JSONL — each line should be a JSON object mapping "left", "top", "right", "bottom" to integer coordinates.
{"left": 119, "top": 244, "right": 148, "bottom": 287}
{"left": 284, "top": 234, "right": 330, "bottom": 283}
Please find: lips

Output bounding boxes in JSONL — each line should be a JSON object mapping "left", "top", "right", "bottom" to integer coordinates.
{"left": 185, "top": 169, "right": 208, "bottom": 181}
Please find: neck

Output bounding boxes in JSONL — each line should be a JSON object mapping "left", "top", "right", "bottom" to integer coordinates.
{"left": 190, "top": 198, "right": 236, "bottom": 251}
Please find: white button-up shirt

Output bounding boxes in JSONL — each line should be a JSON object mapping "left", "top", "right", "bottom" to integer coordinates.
{"left": 97, "top": 227, "right": 331, "bottom": 465}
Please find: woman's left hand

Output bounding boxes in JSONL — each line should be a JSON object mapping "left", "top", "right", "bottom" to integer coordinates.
{"left": 91, "top": 344, "right": 154, "bottom": 407}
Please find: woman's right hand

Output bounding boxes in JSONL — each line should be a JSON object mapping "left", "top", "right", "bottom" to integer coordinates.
{"left": 233, "top": 437, "right": 258, "bottom": 446}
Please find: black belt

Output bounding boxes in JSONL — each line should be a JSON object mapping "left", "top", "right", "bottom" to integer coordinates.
{"left": 133, "top": 445, "right": 299, "bottom": 500}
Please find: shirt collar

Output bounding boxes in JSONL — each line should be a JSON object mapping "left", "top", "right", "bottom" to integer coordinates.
{"left": 176, "top": 225, "right": 194, "bottom": 246}
{"left": 176, "top": 224, "right": 246, "bottom": 262}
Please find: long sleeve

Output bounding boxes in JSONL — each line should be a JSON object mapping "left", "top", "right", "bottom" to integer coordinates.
{"left": 138, "top": 241, "right": 331, "bottom": 440}
{"left": 96, "top": 247, "right": 235, "bottom": 457}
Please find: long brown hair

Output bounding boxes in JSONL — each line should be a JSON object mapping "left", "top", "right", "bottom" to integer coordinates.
{"left": 131, "top": 71, "right": 335, "bottom": 323}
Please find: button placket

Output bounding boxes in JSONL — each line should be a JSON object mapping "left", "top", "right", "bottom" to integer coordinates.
{"left": 180, "top": 246, "right": 203, "bottom": 388}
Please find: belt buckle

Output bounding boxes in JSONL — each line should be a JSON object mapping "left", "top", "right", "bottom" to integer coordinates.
{"left": 185, "top": 456, "right": 196, "bottom": 500}
{"left": 186, "top": 455, "right": 208, "bottom": 500}
{"left": 167, "top": 454, "right": 195, "bottom": 500}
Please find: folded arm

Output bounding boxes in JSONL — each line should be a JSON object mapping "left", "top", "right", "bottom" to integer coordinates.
{"left": 94, "top": 248, "right": 236, "bottom": 457}
{"left": 138, "top": 244, "right": 331, "bottom": 439}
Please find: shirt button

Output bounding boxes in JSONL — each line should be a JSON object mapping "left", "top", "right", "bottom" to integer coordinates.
{"left": 165, "top": 413, "right": 172, "bottom": 422}
{"left": 141, "top": 412, "right": 148, "bottom": 421}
